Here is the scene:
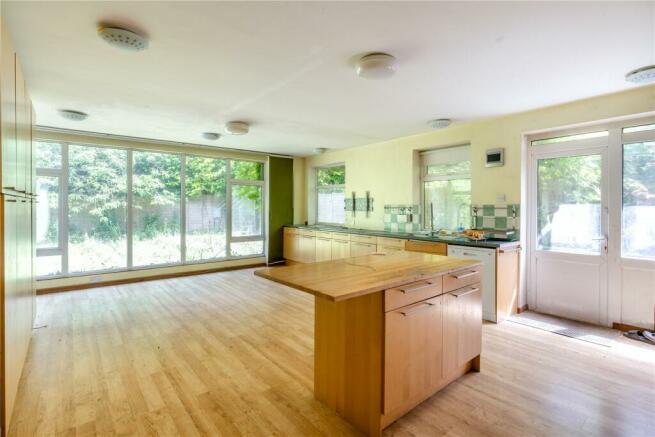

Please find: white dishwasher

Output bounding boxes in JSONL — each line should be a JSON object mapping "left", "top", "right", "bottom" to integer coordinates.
{"left": 447, "top": 245, "right": 496, "bottom": 322}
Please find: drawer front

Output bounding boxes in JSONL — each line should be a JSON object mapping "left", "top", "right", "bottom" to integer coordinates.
{"left": 315, "top": 231, "right": 332, "bottom": 239}
{"left": 443, "top": 266, "right": 482, "bottom": 292}
{"left": 330, "top": 232, "right": 350, "bottom": 241}
{"left": 298, "top": 229, "right": 316, "bottom": 237}
{"left": 350, "top": 234, "right": 377, "bottom": 244}
{"left": 385, "top": 278, "right": 443, "bottom": 312}
{"left": 284, "top": 227, "right": 298, "bottom": 235}
{"left": 377, "top": 237, "right": 405, "bottom": 248}
{"left": 378, "top": 245, "right": 403, "bottom": 254}
{"left": 405, "top": 240, "right": 447, "bottom": 255}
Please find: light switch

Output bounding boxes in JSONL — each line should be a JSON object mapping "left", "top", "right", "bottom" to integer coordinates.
{"left": 496, "top": 194, "right": 506, "bottom": 202}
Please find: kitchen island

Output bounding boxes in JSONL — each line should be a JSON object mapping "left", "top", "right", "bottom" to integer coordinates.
{"left": 255, "top": 251, "right": 482, "bottom": 436}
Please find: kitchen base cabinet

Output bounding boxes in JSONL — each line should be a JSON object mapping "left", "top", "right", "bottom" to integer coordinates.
{"left": 283, "top": 227, "right": 300, "bottom": 261}
{"left": 384, "top": 295, "right": 443, "bottom": 415}
{"left": 330, "top": 238, "right": 350, "bottom": 260}
{"left": 350, "top": 241, "right": 376, "bottom": 257}
{"left": 315, "top": 236, "right": 332, "bottom": 262}
{"left": 443, "top": 286, "right": 482, "bottom": 376}
{"left": 405, "top": 239, "right": 447, "bottom": 255}
{"left": 298, "top": 233, "right": 316, "bottom": 263}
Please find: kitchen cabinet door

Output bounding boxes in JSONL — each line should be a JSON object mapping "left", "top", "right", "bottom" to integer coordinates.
{"left": 315, "top": 237, "right": 332, "bottom": 262}
{"left": 350, "top": 242, "right": 376, "bottom": 257}
{"left": 405, "top": 240, "right": 447, "bottom": 255}
{"left": 15, "top": 60, "right": 27, "bottom": 193}
{"left": 283, "top": 229, "right": 300, "bottom": 261}
{"left": 330, "top": 239, "right": 350, "bottom": 260}
{"left": 384, "top": 295, "right": 443, "bottom": 414}
{"left": 443, "top": 286, "right": 482, "bottom": 377}
{"left": 299, "top": 235, "right": 316, "bottom": 263}
{"left": 1, "top": 29, "right": 17, "bottom": 191}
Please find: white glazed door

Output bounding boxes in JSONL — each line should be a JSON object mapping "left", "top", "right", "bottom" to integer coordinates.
{"left": 529, "top": 140, "right": 609, "bottom": 325}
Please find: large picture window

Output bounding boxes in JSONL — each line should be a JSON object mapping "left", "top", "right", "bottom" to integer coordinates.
{"left": 316, "top": 165, "right": 345, "bottom": 224}
{"left": 421, "top": 145, "right": 471, "bottom": 231}
{"left": 35, "top": 141, "right": 266, "bottom": 278}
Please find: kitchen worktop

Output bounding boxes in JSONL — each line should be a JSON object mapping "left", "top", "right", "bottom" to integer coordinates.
{"left": 254, "top": 251, "right": 480, "bottom": 301}
{"left": 285, "top": 224, "right": 520, "bottom": 249}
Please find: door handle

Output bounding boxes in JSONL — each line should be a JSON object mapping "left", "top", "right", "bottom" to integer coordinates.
{"left": 397, "top": 281, "right": 434, "bottom": 294}
{"left": 591, "top": 235, "right": 608, "bottom": 253}
{"left": 399, "top": 302, "right": 434, "bottom": 316}
{"left": 451, "top": 270, "right": 478, "bottom": 279}
{"left": 451, "top": 287, "right": 480, "bottom": 298}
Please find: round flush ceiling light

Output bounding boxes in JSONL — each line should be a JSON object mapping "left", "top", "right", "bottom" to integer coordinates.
{"left": 224, "top": 121, "right": 249, "bottom": 135}
{"left": 355, "top": 53, "right": 396, "bottom": 79}
{"left": 202, "top": 132, "right": 221, "bottom": 141}
{"left": 98, "top": 26, "right": 149, "bottom": 51}
{"left": 428, "top": 119, "right": 451, "bottom": 129}
{"left": 625, "top": 65, "right": 655, "bottom": 84}
{"left": 58, "top": 109, "right": 89, "bottom": 121}
{"left": 314, "top": 147, "right": 328, "bottom": 154}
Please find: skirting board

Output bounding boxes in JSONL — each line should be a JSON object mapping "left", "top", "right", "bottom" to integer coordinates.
{"left": 37, "top": 263, "right": 265, "bottom": 294}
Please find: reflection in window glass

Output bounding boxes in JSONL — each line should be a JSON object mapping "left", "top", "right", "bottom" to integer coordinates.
{"left": 133, "top": 151, "right": 181, "bottom": 266}
{"left": 424, "top": 179, "right": 471, "bottom": 230}
{"left": 68, "top": 145, "right": 128, "bottom": 272}
{"left": 231, "top": 240, "right": 264, "bottom": 257}
{"left": 36, "top": 141, "right": 62, "bottom": 169}
{"left": 537, "top": 155, "right": 602, "bottom": 254}
{"left": 426, "top": 161, "right": 470, "bottom": 176}
{"left": 231, "top": 185, "right": 262, "bottom": 237}
{"left": 622, "top": 142, "right": 655, "bottom": 259}
{"left": 532, "top": 131, "right": 608, "bottom": 146}
{"left": 186, "top": 157, "right": 227, "bottom": 261}
{"left": 231, "top": 160, "right": 264, "bottom": 180}
{"left": 36, "top": 176, "right": 59, "bottom": 249}
{"left": 36, "top": 255, "right": 62, "bottom": 277}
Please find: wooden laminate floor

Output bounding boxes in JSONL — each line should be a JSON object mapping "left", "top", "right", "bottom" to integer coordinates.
{"left": 9, "top": 269, "right": 655, "bottom": 436}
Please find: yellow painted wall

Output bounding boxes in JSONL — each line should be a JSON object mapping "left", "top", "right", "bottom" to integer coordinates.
{"left": 300, "top": 85, "right": 655, "bottom": 229}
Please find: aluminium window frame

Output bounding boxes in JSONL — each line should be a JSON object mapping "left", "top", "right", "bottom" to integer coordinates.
{"left": 34, "top": 139, "right": 267, "bottom": 280}
{"left": 315, "top": 163, "right": 346, "bottom": 226}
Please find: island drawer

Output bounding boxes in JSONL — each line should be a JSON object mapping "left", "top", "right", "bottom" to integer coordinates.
{"left": 330, "top": 232, "right": 350, "bottom": 241}
{"left": 443, "top": 266, "right": 482, "bottom": 292}
{"left": 377, "top": 236, "right": 405, "bottom": 248}
{"left": 385, "top": 278, "right": 443, "bottom": 312}
{"left": 351, "top": 234, "right": 377, "bottom": 244}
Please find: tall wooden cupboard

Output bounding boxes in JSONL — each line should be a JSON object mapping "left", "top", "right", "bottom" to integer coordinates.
{"left": 0, "top": 19, "right": 36, "bottom": 437}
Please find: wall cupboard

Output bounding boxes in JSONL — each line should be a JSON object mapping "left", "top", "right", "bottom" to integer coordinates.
{"left": 283, "top": 227, "right": 519, "bottom": 323}
{"left": 1, "top": 20, "right": 36, "bottom": 436}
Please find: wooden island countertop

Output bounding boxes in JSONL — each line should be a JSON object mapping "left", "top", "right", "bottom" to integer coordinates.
{"left": 254, "top": 251, "right": 480, "bottom": 301}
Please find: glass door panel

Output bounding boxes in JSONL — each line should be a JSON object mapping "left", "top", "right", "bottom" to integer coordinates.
{"left": 536, "top": 154, "right": 602, "bottom": 254}
{"left": 622, "top": 141, "right": 655, "bottom": 260}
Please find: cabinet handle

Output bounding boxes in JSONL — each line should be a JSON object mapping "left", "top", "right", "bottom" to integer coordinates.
{"left": 5, "top": 198, "right": 17, "bottom": 203}
{"left": 463, "top": 252, "right": 477, "bottom": 256}
{"left": 451, "top": 270, "right": 478, "bottom": 279}
{"left": 398, "top": 281, "right": 434, "bottom": 294}
{"left": 451, "top": 287, "right": 480, "bottom": 298}
{"left": 400, "top": 302, "right": 434, "bottom": 316}
{"left": 3, "top": 186, "right": 16, "bottom": 190}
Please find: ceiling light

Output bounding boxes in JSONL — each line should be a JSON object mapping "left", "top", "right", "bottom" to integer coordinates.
{"left": 314, "top": 147, "right": 328, "bottom": 154}
{"left": 98, "top": 26, "right": 149, "bottom": 51}
{"left": 355, "top": 53, "right": 396, "bottom": 79}
{"left": 224, "top": 121, "right": 249, "bottom": 135}
{"left": 428, "top": 119, "right": 451, "bottom": 129}
{"left": 58, "top": 109, "right": 88, "bottom": 121}
{"left": 202, "top": 132, "right": 220, "bottom": 141}
{"left": 625, "top": 65, "right": 655, "bottom": 84}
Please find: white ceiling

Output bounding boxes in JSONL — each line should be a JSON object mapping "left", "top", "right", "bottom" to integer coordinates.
{"left": 4, "top": 1, "right": 654, "bottom": 156}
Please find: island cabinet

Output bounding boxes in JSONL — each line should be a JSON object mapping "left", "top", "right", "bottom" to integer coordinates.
{"left": 255, "top": 252, "right": 482, "bottom": 436}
